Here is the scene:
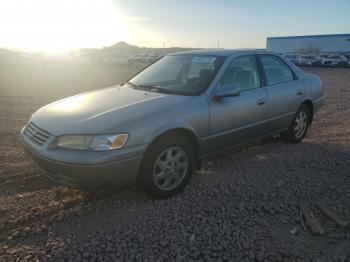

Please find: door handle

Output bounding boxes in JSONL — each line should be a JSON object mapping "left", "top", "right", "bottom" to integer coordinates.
{"left": 257, "top": 99, "right": 266, "bottom": 106}
{"left": 297, "top": 89, "right": 303, "bottom": 96}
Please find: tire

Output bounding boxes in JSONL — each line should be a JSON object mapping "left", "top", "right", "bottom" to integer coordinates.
{"left": 281, "top": 105, "right": 311, "bottom": 143}
{"left": 138, "top": 136, "right": 195, "bottom": 198}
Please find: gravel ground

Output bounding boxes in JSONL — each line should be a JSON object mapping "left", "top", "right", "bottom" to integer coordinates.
{"left": 0, "top": 67, "right": 349, "bottom": 261}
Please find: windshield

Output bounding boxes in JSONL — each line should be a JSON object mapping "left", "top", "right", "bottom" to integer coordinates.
{"left": 302, "top": 56, "right": 314, "bottom": 59}
{"left": 128, "top": 54, "right": 226, "bottom": 95}
{"left": 329, "top": 55, "right": 340, "bottom": 59}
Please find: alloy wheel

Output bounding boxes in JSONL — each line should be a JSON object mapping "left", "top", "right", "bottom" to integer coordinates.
{"left": 152, "top": 146, "right": 188, "bottom": 191}
{"left": 293, "top": 110, "right": 308, "bottom": 139}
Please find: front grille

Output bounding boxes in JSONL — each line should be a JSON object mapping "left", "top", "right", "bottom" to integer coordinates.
{"left": 24, "top": 122, "right": 51, "bottom": 146}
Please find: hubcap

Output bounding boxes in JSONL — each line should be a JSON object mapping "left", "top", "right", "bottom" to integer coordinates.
{"left": 293, "top": 110, "right": 308, "bottom": 139}
{"left": 153, "top": 146, "right": 188, "bottom": 191}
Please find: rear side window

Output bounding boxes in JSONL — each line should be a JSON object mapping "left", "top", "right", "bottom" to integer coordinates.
{"left": 259, "top": 55, "right": 294, "bottom": 85}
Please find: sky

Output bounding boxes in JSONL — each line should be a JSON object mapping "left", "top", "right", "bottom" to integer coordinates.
{"left": 0, "top": 0, "right": 349, "bottom": 52}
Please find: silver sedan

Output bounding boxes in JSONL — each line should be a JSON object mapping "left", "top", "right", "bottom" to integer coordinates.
{"left": 20, "top": 50, "right": 325, "bottom": 198}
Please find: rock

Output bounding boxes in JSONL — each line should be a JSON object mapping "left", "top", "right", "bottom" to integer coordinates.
{"left": 289, "top": 227, "right": 298, "bottom": 235}
{"left": 160, "top": 240, "right": 168, "bottom": 247}
{"left": 242, "top": 241, "right": 250, "bottom": 250}
{"left": 256, "top": 251, "right": 264, "bottom": 261}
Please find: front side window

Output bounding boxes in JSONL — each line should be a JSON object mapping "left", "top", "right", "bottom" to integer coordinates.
{"left": 220, "top": 55, "right": 260, "bottom": 92}
{"left": 129, "top": 55, "right": 225, "bottom": 95}
{"left": 259, "top": 55, "right": 294, "bottom": 85}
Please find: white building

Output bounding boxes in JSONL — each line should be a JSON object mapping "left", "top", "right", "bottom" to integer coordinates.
{"left": 266, "top": 34, "right": 350, "bottom": 53}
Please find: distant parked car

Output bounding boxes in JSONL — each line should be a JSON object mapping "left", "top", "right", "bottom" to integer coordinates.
{"left": 129, "top": 54, "right": 158, "bottom": 63}
{"left": 321, "top": 54, "right": 347, "bottom": 67}
{"left": 342, "top": 54, "right": 350, "bottom": 67}
{"left": 283, "top": 54, "right": 299, "bottom": 64}
{"left": 296, "top": 55, "right": 320, "bottom": 66}
{"left": 318, "top": 54, "right": 329, "bottom": 60}
{"left": 20, "top": 50, "right": 325, "bottom": 198}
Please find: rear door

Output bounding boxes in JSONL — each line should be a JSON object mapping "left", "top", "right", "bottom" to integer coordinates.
{"left": 258, "top": 54, "right": 304, "bottom": 132}
{"left": 208, "top": 55, "right": 269, "bottom": 153}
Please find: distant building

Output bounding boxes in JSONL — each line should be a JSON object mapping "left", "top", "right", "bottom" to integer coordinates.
{"left": 266, "top": 34, "right": 350, "bottom": 53}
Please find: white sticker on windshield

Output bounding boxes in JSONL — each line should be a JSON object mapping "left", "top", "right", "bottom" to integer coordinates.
{"left": 192, "top": 57, "right": 216, "bottom": 63}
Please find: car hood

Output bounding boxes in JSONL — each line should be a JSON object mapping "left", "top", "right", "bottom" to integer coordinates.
{"left": 30, "top": 86, "right": 192, "bottom": 135}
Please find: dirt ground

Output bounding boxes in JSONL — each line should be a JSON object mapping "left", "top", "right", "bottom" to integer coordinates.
{"left": 0, "top": 63, "right": 349, "bottom": 261}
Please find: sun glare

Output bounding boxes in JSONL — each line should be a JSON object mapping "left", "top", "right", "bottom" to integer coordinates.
{"left": 0, "top": 0, "right": 126, "bottom": 53}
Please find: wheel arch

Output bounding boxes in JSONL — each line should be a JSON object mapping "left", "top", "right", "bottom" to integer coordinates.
{"left": 144, "top": 127, "right": 201, "bottom": 170}
{"left": 302, "top": 99, "right": 314, "bottom": 123}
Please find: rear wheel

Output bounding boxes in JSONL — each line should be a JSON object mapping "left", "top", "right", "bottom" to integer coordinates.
{"left": 282, "top": 105, "right": 311, "bottom": 143}
{"left": 138, "top": 136, "right": 195, "bottom": 198}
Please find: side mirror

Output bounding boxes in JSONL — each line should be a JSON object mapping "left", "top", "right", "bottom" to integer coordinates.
{"left": 213, "top": 84, "right": 241, "bottom": 100}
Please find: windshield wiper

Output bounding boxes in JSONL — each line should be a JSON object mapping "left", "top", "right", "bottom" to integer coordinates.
{"left": 137, "top": 84, "right": 172, "bottom": 94}
{"left": 125, "top": 81, "right": 137, "bottom": 88}
{"left": 126, "top": 82, "right": 174, "bottom": 94}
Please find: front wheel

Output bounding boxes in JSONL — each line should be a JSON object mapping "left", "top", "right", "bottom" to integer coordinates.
{"left": 138, "top": 136, "right": 195, "bottom": 198}
{"left": 281, "top": 105, "right": 311, "bottom": 143}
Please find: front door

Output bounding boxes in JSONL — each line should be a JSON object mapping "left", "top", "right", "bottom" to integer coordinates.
{"left": 208, "top": 55, "right": 269, "bottom": 153}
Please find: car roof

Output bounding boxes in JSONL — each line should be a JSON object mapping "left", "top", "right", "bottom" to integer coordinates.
{"left": 169, "top": 49, "right": 276, "bottom": 57}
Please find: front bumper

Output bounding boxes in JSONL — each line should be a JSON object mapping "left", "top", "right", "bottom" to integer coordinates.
{"left": 20, "top": 128, "right": 147, "bottom": 190}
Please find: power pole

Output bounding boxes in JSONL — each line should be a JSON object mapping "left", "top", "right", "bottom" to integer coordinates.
{"left": 217, "top": 40, "right": 220, "bottom": 49}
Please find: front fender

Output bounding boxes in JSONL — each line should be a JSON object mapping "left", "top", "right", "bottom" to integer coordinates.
{"left": 115, "top": 95, "right": 209, "bottom": 148}
{"left": 144, "top": 123, "right": 199, "bottom": 145}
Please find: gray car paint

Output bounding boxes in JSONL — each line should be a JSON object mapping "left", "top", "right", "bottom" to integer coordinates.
{"left": 21, "top": 49, "right": 325, "bottom": 188}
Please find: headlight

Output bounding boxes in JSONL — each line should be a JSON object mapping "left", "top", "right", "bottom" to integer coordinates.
{"left": 55, "top": 134, "right": 129, "bottom": 151}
